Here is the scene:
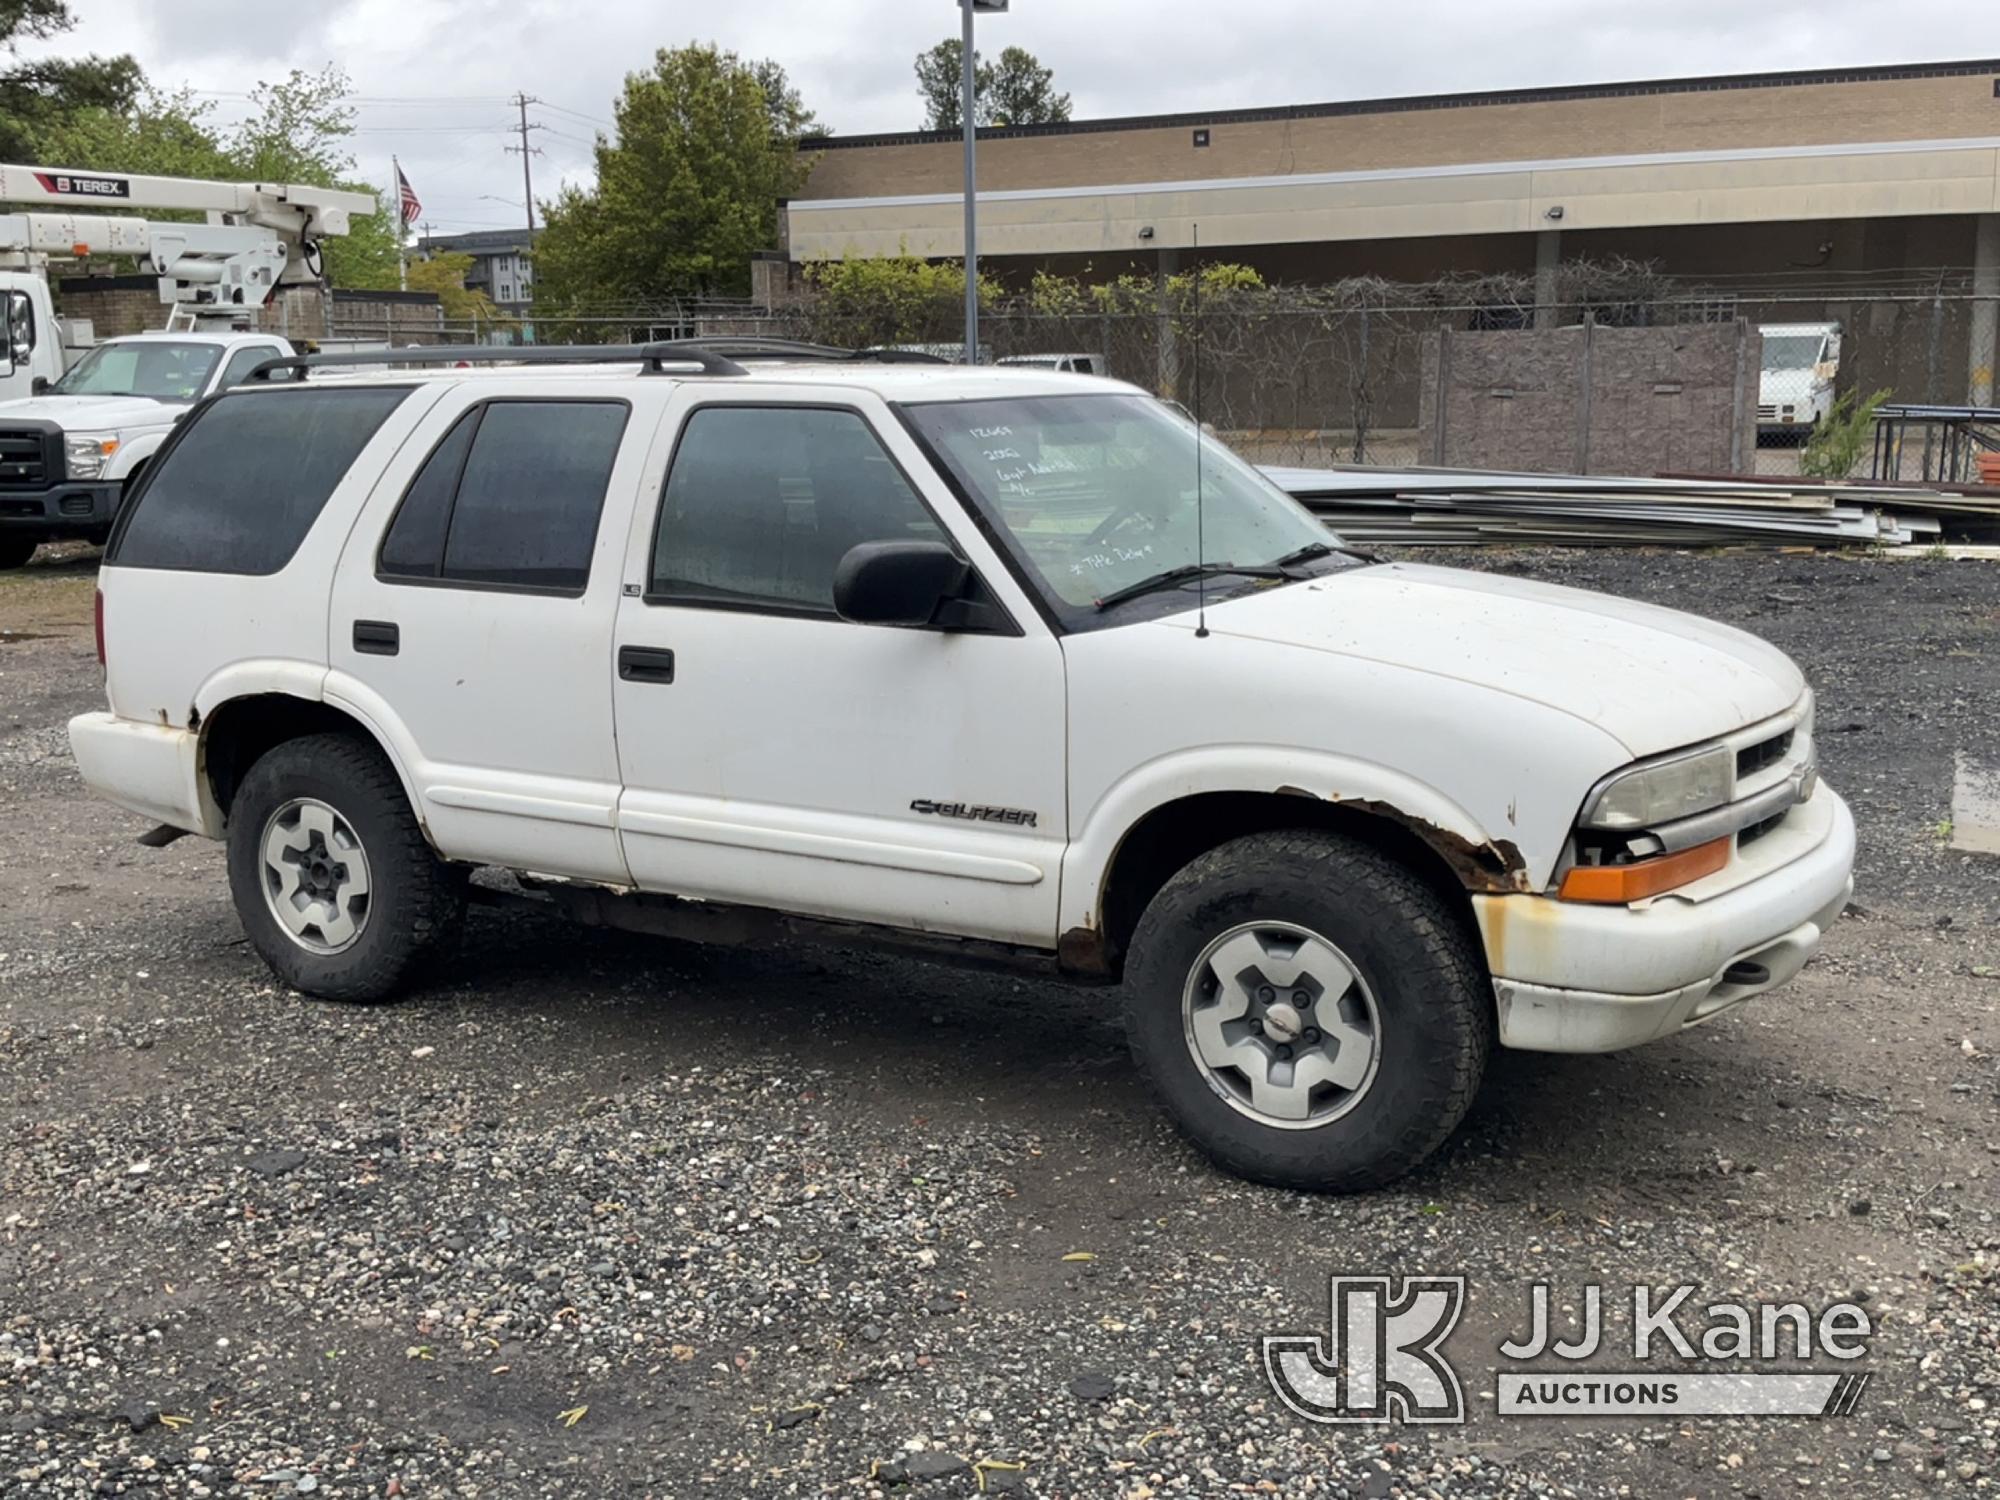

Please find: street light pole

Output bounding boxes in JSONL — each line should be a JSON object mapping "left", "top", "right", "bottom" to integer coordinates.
{"left": 960, "top": 0, "right": 1006, "bottom": 365}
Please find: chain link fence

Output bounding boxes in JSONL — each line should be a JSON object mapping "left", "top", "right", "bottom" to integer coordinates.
{"left": 344, "top": 261, "right": 2000, "bottom": 483}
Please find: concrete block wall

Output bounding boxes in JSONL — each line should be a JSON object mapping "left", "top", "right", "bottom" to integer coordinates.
{"left": 1418, "top": 320, "right": 1759, "bottom": 476}
{"left": 55, "top": 276, "right": 446, "bottom": 346}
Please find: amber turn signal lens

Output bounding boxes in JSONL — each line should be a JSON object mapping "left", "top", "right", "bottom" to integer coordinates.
{"left": 1557, "top": 835, "right": 1730, "bottom": 904}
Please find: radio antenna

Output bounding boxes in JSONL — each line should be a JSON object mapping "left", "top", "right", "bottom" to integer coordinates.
{"left": 1191, "top": 222, "right": 1208, "bottom": 640}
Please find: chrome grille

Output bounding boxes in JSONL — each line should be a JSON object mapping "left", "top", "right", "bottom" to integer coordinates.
{"left": 1737, "top": 727, "right": 1794, "bottom": 782}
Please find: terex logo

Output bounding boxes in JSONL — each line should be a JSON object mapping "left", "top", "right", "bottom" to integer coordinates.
{"left": 32, "top": 171, "right": 131, "bottom": 199}
{"left": 1263, "top": 1276, "right": 1466, "bottom": 1425}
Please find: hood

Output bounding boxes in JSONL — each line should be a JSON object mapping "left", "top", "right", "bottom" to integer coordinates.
{"left": 1192, "top": 561, "right": 1803, "bottom": 758}
{"left": 0, "top": 394, "right": 182, "bottom": 430}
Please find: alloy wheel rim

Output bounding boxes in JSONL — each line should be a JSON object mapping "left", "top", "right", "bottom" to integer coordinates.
{"left": 259, "top": 797, "right": 372, "bottom": 955}
{"left": 1180, "top": 920, "right": 1381, "bottom": 1130}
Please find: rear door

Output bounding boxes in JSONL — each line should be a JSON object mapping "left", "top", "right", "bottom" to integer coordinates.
{"left": 327, "top": 382, "right": 653, "bottom": 882}
{"left": 608, "top": 386, "right": 1068, "bottom": 946}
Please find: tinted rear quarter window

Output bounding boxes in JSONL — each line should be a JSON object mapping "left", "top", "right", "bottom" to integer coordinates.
{"left": 376, "top": 400, "right": 628, "bottom": 594}
{"left": 439, "top": 401, "right": 628, "bottom": 591}
{"left": 378, "top": 408, "right": 477, "bottom": 578}
{"left": 112, "top": 386, "right": 411, "bottom": 575}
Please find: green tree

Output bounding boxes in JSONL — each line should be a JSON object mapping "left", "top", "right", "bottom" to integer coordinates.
{"left": 985, "top": 46, "right": 1069, "bottom": 127}
{"left": 533, "top": 44, "right": 817, "bottom": 309}
{"left": 21, "top": 65, "right": 400, "bottom": 290}
{"left": 914, "top": 38, "right": 981, "bottom": 132}
{"left": 0, "top": 0, "right": 141, "bottom": 160}
{"left": 408, "top": 251, "right": 504, "bottom": 327}
{"left": 27, "top": 84, "right": 234, "bottom": 184}
{"left": 914, "top": 39, "right": 1068, "bottom": 130}
{"left": 749, "top": 58, "right": 824, "bottom": 140}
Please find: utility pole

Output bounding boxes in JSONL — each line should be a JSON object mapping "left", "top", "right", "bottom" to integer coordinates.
{"left": 506, "top": 93, "right": 544, "bottom": 236}
{"left": 505, "top": 94, "right": 544, "bottom": 345}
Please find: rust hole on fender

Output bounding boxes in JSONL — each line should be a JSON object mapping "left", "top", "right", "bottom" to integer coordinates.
{"left": 1337, "top": 795, "right": 1532, "bottom": 894}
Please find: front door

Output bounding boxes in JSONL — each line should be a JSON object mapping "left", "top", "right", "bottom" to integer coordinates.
{"left": 610, "top": 390, "right": 1067, "bottom": 947}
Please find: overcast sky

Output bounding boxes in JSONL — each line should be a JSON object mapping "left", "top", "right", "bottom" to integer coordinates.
{"left": 21, "top": 0, "right": 2000, "bottom": 232}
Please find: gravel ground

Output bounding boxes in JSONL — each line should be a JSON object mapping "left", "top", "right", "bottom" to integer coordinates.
{"left": 1, "top": 542, "right": 1996, "bottom": 1499}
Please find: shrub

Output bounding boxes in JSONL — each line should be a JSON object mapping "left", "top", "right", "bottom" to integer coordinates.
{"left": 1800, "top": 387, "right": 1891, "bottom": 480}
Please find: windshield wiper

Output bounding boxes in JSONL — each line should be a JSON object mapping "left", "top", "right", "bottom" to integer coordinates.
{"left": 1094, "top": 562, "right": 1290, "bottom": 611}
{"left": 1270, "top": 541, "right": 1336, "bottom": 568}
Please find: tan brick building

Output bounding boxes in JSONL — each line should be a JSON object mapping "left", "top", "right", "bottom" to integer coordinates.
{"left": 786, "top": 59, "right": 2000, "bottom": 400}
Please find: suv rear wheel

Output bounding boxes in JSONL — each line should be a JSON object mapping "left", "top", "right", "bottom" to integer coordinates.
{"left": 1123, "top": 830, "right": 1489, "bottom": 1191}
{"left": 225, "top": 733, "right": 464, "bottom": 1002}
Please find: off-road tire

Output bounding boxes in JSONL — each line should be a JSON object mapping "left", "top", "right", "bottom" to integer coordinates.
{"left": 226, "top": 732, "right": 464, "bottom": 1002}
{"left": 0, "top": 536, "right": 37, "bottom": 570}
{"left": 1123, "top": 830, "right": 1490, "bottom": 1191}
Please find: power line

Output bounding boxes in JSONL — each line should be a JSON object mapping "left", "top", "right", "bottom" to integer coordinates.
{"left": 537, "top": 100, "right": 616, "bottom": 130}
{"left": 188, "top": 88, "right": 513, "bottom": 105}
{"left": 346, "top": 124, "right": 517, "bottom": 135}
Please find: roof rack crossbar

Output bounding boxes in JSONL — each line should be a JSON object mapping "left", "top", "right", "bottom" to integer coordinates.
{"left": 245, "top": 341, "right": 749, "bottom": 382}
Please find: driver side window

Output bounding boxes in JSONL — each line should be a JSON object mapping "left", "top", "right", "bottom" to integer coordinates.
{"left": 648, "top": 405, "right": 949, "bottom": 613}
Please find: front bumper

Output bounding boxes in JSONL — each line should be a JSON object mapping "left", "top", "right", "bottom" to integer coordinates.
{"left": 0, "top": 479, "right": 121, "bottom": 533}
{"left": 1474, "top": 784, "right": 1855, "bottom": 1053}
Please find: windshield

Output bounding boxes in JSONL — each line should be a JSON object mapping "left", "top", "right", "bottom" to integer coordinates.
{"left": 902, "top": 393, "right": 1337, "bottom": 614}
{"left": 49, "top": 341, "right": 220, "bottom": 401}
{"left": 1760, "top": 334, "right": 1824, "bottom": 374}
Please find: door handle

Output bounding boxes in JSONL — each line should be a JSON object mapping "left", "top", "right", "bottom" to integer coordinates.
{"left": 353, "top": 620, "right": 399, "bottom": 656}
{"left": 618, "top": 645, "right": 675, "bottom": 684}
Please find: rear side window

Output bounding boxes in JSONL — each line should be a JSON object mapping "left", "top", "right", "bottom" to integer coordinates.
{"left": 112, "top": 387, "right": 411, "bottom": 575}
{"left": 377, "top": 400, "right": 628, "bottom": 594}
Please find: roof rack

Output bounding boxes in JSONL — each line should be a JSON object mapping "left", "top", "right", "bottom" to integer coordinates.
{"left": 245, "top": 341, "right": 749, "bottom": 382}
{"left": 670, "top": 336, "right": 948, "bottom": 365}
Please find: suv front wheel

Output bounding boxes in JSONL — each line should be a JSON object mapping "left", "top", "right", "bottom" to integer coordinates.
{"left": 1123, "top": 830, "right": 1490, "bottom": 1191}
{"left": 226, "top": 733, "right": 464, "bottom": 1002}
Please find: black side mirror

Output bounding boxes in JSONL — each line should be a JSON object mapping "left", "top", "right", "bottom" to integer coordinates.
{"left": 834, "top": 540, "right": 1002, "bottom": 630}
{"left": 30, "top": 375, "right": 48, "bottom": 395}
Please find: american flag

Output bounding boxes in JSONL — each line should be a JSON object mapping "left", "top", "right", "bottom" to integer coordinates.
{"left": 396, "top": 165, "right": 421, "bottom": 225}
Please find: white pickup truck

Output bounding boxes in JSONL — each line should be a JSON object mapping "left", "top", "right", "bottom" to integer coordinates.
{"left": 67, "top": 345, "right": 1854, "bottom": 1190}
{"left": 0, "top": 329, "right": 294, "bottom": 568}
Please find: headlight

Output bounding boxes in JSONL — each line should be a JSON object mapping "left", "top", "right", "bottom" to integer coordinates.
{"left": 64, "top": 433, "right": 119, "bottom": 479}
{"left": 1578, "top": 744, "right": 1731, "bottom": 831}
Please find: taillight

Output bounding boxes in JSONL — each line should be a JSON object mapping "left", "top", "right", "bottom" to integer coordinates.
{"left": 93, "top": 587, "right": 105, "bottom": 666}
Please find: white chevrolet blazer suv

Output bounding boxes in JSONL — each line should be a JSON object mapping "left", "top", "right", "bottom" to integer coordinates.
{"left": 68, "top": 344, "right": 1855, "bottom": 1190}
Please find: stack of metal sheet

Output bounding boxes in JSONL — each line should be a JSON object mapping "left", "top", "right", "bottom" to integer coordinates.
{"left": 1261, "top": 464, "right": 2000, "bottom": 548}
